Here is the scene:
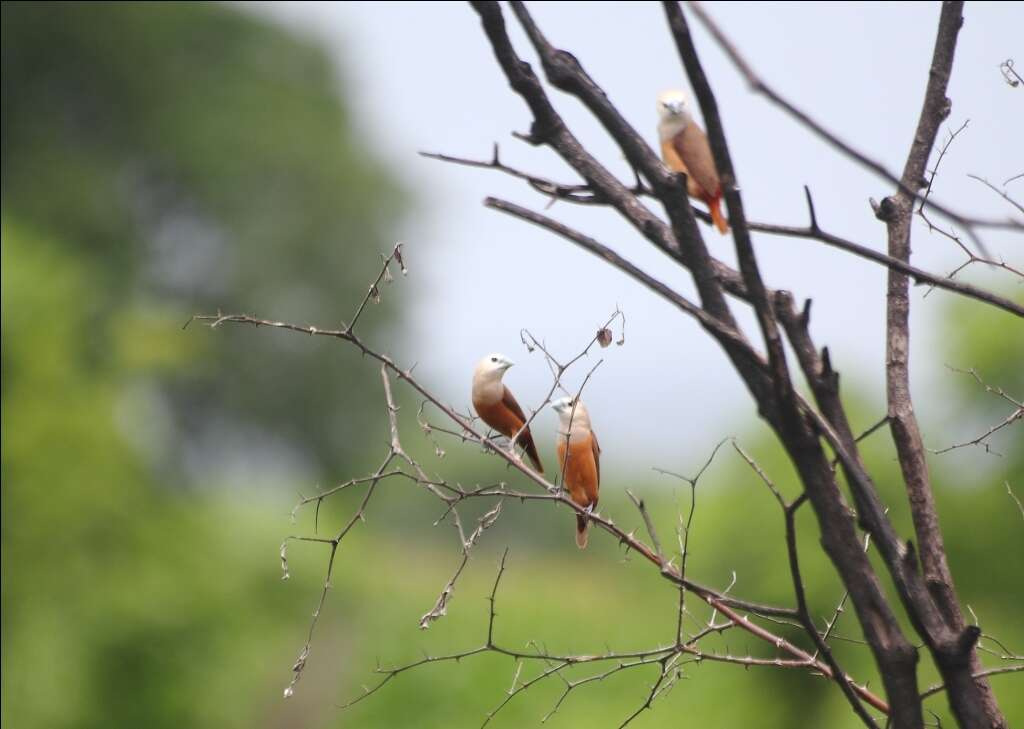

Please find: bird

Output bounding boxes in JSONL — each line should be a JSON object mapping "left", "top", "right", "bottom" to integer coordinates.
{"left": 656, "top": 89, "right": 729, "bottom": 235}
{"left": 552, "top": 396, "right": 600, "bottom": 549}
{"left": 471, "top": 353, "right": 543, "bottom": 473}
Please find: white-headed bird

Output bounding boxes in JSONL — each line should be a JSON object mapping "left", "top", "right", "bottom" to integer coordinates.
{"left": 552, "top": 396, "right": 600, "bottom": 549}
{"left": 656, "top": 89, "right": 729, "bottom": 235}
{"left": 472, "top": 353, "right": 543, "bottom": 472}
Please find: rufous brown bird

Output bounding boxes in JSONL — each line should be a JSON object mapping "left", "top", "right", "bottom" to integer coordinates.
{"left": 552, "top": 396, "right": 600, "bottom": 549}
{"left": 657, "top": 89, "right": 729, "bottom": 235}
{"left": 472, "top": 353, "right": 543, "bottom": 472}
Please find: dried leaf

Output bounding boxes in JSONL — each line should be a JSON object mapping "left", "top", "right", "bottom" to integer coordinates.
{"left": 280, "top": 541, "right": 290, "bottom": 581}
{"left": 465, "top": 502, "right": 503, "bottom": 550}
{"left": 596, "top": 327, "right": 613, "bottom": 348}
{"left": 394, "top": 242, "right": 408, "bottom": 275}
{"left": 419, "top": 580, "right": 454, "bottom": 629}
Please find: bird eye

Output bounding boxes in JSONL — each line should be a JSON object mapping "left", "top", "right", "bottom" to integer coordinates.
{"left": 490, "top": 357, "right": 498, "bottom": 363}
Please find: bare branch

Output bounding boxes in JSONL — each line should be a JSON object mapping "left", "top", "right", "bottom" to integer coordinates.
{"left": 968, "top": 174, "right": 1024, "bottom": 216}
{"left": 626, "top": 490, "right": 664, "bottom": 561}
{"left": 920, "top": 665, "right": 1024, "bottom": 700}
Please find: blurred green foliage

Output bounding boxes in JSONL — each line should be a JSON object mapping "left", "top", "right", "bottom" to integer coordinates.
{"left": 2, "top": 3, "right": 1021, "bottom": 729}
{"left": 2, "top": 0, "right": 404, "bottom": 482}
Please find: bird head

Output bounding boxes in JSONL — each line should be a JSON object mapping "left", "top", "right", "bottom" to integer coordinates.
{"left": 551, "top": 396, "right": 590, "bottom": 428}
{"left": 656, "top": 89, "right": 690, "bottom": 122}
{"left": 476, "top": 353, "right": 515, "bottom": 380}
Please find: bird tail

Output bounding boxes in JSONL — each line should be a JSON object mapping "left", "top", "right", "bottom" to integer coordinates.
{"left": 517, "top": 431, "right": 544, "bottom": 473}
{"left": 575, "top": 514, "right": 589, "bottom": 550}
{"left": 709, "top": 197, "right": 729, "bottom": 235}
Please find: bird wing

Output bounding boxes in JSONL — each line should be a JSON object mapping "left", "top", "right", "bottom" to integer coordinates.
{"left": 661, "top": 137, "right": 703, "bottom": 199}
{"left": 502, "top": 386, "right": 544, "bottom": 472}
{"left": 500, "top": 385, "right": 528, "bottom": 425}
{"left": 590, "top": 429, "right": 601, "bottom": 487}
{"left": 672, "top": 124, "right": 720, "bottom": 200}
{"left": 661, "top": 137, "right": 689, "bottom": 174}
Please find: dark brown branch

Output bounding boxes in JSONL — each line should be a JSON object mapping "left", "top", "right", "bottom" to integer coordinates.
{"left": 662, "top": 0, "right": 794, "bottom": 432}
{"left": 665, "top": 4, "right": 924, "bottom": 725}
{"left": 784, "top": 496, "right": 882, "bottom": 728}
{"left": 882, "top": 4, "right": 1006, "bottom": 727}
{"left": 420, "top": 146, "right": 653, "bottom": 204}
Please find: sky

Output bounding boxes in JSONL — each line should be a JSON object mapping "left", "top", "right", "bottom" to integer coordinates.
{"left": 248, "top": 1, "right": 1022, "bottom": 471}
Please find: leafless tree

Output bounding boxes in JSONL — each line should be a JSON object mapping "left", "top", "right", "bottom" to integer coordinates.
{"left": 190, "top": 2, "right": 1022, "bottom": 727}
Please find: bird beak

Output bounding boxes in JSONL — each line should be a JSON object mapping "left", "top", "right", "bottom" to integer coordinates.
{"left": 501, "top": 358, "right": 515, "bottom": 370}
{"left": 668, "top": 102, "right": 683, "bottom": 115}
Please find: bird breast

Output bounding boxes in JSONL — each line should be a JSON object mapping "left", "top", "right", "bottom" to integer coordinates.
{"left": 658, "top": 116, "right": 688, "bottom": 141}
{"left": 471, "top": 374, "right": 504, "bottom": 405}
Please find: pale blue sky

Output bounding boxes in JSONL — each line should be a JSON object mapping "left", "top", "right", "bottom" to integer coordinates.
{"left": 250, "top": 1, "right": 1021, "bottom": 470}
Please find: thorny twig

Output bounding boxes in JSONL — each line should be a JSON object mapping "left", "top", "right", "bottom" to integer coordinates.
{"left": 930, "top": 367, "right": 1023, "bottom": 456}
{"left": 917, "top": 124, "right": 1024, "bottom": 294}
{"left": 191, "top": 257, "right": 893, "bottom": 717}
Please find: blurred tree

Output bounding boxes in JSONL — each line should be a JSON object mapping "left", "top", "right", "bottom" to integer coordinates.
{"left": 2, "top": 221, "right": 324, "bottom": 729}
{"left": 2, "top": 0, "right": 405, "bottom": 485}
{"left": 3, "top": 3, "right": 405, "bottom": 728}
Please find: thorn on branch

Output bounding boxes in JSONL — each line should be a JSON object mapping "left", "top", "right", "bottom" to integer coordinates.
{"left": 803, "top": 185, "right": 819, "bottom": 231}
{"left": 800, "top": 298, "right": 812, "bottom": 328}
{"left": 871, "top": 196, "right": 898, "bottom": 223}
{"left": 955, "top": 625, "right": 982, "bottom": 656}
{"left": 901, "top": 539, "right": 919, "bottom": 574}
